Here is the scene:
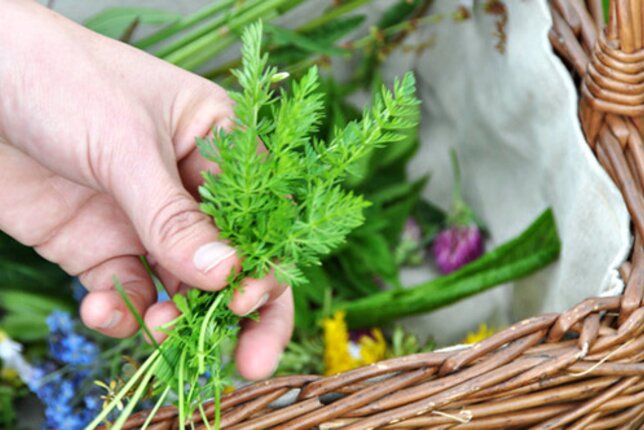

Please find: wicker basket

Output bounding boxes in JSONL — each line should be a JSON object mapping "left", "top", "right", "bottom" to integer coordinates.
{"left": 120, "top": 1, "right": 644, "bottom": 428}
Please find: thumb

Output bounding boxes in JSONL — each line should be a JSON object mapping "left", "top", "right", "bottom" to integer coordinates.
{"left": 107, "top": 142, "right": 239, "bottom": 292}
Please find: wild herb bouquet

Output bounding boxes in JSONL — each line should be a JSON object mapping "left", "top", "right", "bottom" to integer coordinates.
{"left": 87, "top": 21, "right": 420, "bottom": 429}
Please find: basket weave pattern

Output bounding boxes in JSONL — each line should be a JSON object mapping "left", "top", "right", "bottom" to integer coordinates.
{"left": 121, "top": 1, "right": 644, "bottom": 428}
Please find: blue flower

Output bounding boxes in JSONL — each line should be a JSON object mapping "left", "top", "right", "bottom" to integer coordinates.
{"left": 58, "top": 379, "right": 76, "bottom": 402}
{"left": 46, "top": 311, "right": 75, "bottom": 334}
{"left": 53, "top": 332, "right": 99, "bottom": 366}
{"left": 44, "top": 399, "right": 73, "bottom": 426}
{"left": 46, "top": 409, "right": 86, "bottom": 430}
{"left": 71, "top": 277, "right": 88, "bottom": 302}
{"left": 84, "top": 394, "right": 101, "bottom": 412}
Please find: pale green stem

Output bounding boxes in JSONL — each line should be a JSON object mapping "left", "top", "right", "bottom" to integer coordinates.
{"left": 203, "top": 13, "right": 440, "bottom": 81}
{"left": 198, "top": 292, "right": 226, "bottom": 374}
{"left": 153, "top": 0, "right": 265, "bottom": 58}
{"left": 297, "top": 0, "right": 374, "bottom": 32}
{"left": 351, "top": 14, "right": 443, "bottom": 50}
{"left": 179, "top": 349, "right": 187, "bottom": 430}
{"left": 111, "top": 359, "right": 160, "bottom": 430}
{"left": 86, "top": 349, "right": 162, "bottom": 430}
{"left": 135, "top": 0, "right": 237, "bottom": 50}
{"left": 198, "top": 399, "right": 213, "bottom": 430}
{"left": 214, "top": 366, "right": 222, "bottom": 430}
{"left": 141, "top": 386, "right": 171, "bottom": 430}
{"left": 162, "top": 0, "right": 300, "bottom": 70}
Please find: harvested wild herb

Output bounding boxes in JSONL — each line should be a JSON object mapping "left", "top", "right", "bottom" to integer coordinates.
{"left": 87, "top": 21, "right": 419, "bottom": 430}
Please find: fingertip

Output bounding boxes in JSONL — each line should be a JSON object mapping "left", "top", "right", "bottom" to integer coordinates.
{"left": 235, "top": 290, "right": 294, "bottom": 380}
{"left": 144, "top": 301, "right": 181, "bottom": 344}
{"left": 236, "top": 337, "right": 281, "bottom": 380}
{"left": 80, "top": 290, "right": 138, "bottom": 338}
{"left": 229, "top": 274, "right": 278, "bottom": 316}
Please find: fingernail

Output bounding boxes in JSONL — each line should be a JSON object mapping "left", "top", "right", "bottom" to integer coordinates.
{"left": 193, "top": 242, "right": 236, "bottom": 273}
{"left": 100, "top": 310, "right": 122, "bottom": 329}
{"left": 244, "top": 293, "right": 269, "bottom": 316}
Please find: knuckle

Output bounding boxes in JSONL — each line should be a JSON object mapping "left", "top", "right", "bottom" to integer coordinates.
{"left": 149, "top": 192, "right": 207, "bottom": 249}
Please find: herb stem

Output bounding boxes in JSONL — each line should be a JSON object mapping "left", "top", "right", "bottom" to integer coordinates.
{"left": 141, "top": 386, "right": 171, "bottom": 430}
{"left": 135, "top": 0, "right": 237, "bottom": 50}
{"left": 153, "top": 0, "right": 261, "bottom": 58}
{"left": 197, "top": 291, "right": 227, "bottom": 374}
{"left": 297, "top": 0, "right": 373, "bottom": 32}
{"left": 178, "top": 349, "right": 187, "bottom": 430}
{"left": 86, "top": 349, "right": 162, "bottom": 429}
{"left": 198, "top": 399, "right": 213, "bottom": 430}
{"left": 111, "top": 359, "right": 160, "bottom": 430}
{"left": 159, "top": 0, "right": 301, "bottom": 70}
{"left": 214, "top": 367, "right": 222, "bottom": 430}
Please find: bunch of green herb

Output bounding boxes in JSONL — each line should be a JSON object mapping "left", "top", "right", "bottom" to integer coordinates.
{"left": 87, "top": 21, "right": 419, "bottom": 429}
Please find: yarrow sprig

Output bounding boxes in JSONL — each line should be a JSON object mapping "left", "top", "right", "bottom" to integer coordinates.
{"left": 89, "top": 21, "right": 419, "bottom": 430}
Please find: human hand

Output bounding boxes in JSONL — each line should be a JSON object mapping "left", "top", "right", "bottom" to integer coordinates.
{"left": 0, "top": 0, "right": 291, "bottom": 380}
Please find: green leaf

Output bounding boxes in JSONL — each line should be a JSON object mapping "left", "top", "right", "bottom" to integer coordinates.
{"left": 0, "top": 291, "right": 72, "bottom": 316}
{"left": 1, "top": 313, "right": 49, "bottom": 341}
{"left": 336, "top": 208, "right": 562, "bottom": 328}
{"left": 348, "top": 233, "right": 400, "bottom": 286}
{"left": 84, "top": 7, "right": 180, "bottom": 39}
{"left": 377, "top": 0, "right": 426, "bottom": 29}
{"left": 0, "top": 233, "right": 69, "bottom": 292}
{"left": 269, "top": 15, "right": 366, "bottom": 67}
{"left": 265, "top": 24, "right": 349, "bottom": 57}
{"left": 300, "top": 265, "right": 332, "bottom": 304}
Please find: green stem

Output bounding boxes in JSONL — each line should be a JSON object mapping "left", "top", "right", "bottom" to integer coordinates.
{"left": 178, "top": 349, "right": 187, "bottom": 430}
{"left": 159, "top": 0, "right": 299, "bottom": 69}
{"left": 114, "top": 277, "right": 161, "bottom": 350}
{"left": 198, "top": 399, "right": 213, "bottom": 430}
{"left": 297, "top": 0, "right": 374, "bottom": 32}
{"left": 203, "top": 13, "right": 440, "bottom": 81}
{"left": 214, "top": 366, "right": 222, "bottom": 430}
{"left": 135, "top": 0, "right": 237, "bottom": 50}
{"left": 335, "top": 209, "right": 561, "bottom": 328}
{"left": 86, "top": 349, "right": 162, "bottom": 429}
{"left": 111, "top": 359, "right": 160, "bottom": 430}
{"left": 449, "top": 148, "right": 462, "bottom": 205}
{"left": 141, "top": 386, "right": 171, "bottom": 430}
{"left": 198, "top": 291, "right": 227, "bottom": 374}
{"left": 350, "top": 13, "right": 443, "bottom": 50}
{"left": 153, "top": 0, "right": 262, "bottom": 58}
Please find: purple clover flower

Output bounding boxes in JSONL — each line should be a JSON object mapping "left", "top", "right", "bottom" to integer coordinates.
{"left": 432, "top": 225, "right": 484, "bottom": 274}
{"left": 431, "top": 149, "right": 486, "bottom": 274}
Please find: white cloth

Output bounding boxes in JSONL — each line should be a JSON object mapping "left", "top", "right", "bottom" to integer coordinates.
{"left": 377, "top": 0, "right": 631, "bottom": 343}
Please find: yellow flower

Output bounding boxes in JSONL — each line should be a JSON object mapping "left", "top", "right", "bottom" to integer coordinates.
{"left": 95, "top": 380, "right": 125, "bottom": 411}
{"left": 359, "top": 329, "right": 386, "bottom": 365}
{"left": 462, "top": 323, "right": 497, "bottom": 344}
{"left": 323, "top": 312, "right": 387, "bottom": 376}
{"left": 0, "top": 330, "right": 6, "bottom": 342}
{"left": 323, "top": 311, "right": 358, "bottom": 376}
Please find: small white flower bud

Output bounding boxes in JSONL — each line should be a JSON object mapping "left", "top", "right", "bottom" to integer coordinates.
{"left": 271, "top": 72, "right": 290, "bottom": 83}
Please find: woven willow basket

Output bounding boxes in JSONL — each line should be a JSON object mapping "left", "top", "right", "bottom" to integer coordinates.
{"left": 120, "top": 1, "right": 644, "bottom": 428}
